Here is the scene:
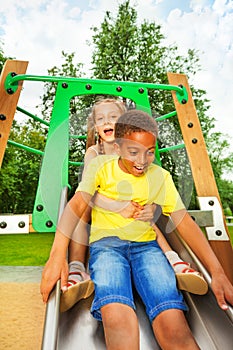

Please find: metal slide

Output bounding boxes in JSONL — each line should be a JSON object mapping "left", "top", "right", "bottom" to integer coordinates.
{"left": 41, "top": 204, "right": 233, "bottom": 350}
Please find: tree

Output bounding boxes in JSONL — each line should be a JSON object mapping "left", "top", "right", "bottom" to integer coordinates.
{"left": 0, "top": 120, "right": 46, "bottom": 213}
{"left": 89, "top": 0, "right": 215, "bottom": 208}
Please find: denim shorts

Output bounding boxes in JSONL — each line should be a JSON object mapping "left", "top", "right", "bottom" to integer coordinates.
{"left": 89, "top": 237, "right": 187, "bottom": 323}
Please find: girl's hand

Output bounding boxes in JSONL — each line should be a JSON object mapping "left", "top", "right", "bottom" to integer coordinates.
{"left": 118, "top": 201, "right": 143, "bottom": 218}
{"left": 133, "top": 203, "right": 157, "bottom": 222}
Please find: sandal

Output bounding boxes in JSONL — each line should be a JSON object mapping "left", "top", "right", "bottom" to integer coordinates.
{"left": 174, "top": 262, "right": 208, "bottom": 295}
{"left": 60, "top": 271, "right": 94, "bottom": 312}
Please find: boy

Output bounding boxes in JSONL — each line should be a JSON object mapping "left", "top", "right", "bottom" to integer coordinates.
{"left": 41, "top": 110, "right": 233, "bottom": 349}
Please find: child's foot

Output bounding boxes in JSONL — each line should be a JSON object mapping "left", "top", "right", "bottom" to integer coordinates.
{"left": 60, "top": 263, "right": 94, "bottom": 312}
{"left": 173, "top": 262, "right": 208, "bottom": 295}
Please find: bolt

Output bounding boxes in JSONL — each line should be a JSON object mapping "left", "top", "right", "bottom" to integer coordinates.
{"left": 0, "top": 114, "right": 6, "bottom": 121}
{"left": 62, "top": 83, "right": 68, "bottom": 89}
{"left": 138, "top": 88, "right": 144, "bottom": 94}
{"left": 187, "top": 122, "right": 193, "bottom": 128}
{"left": 7, "top": 88, "right": 14, "bottom": 94}
{"left": 46, "top": 220, "right": 53, "bottom": 228}
{"left": 0, "top": 221, "right": 7, "bottom": 229}
{"left": 215, "top": 230, "right": 222, "bottom": 236}
{"left": 116, "top": 86, "right": 122, "bottom": 92}
{"left": 18, "top": 221, "right": 25, "bottom": 228}
{"left": 85, "top": 84, "right": 92, "bottom": 90}
{"left": 36, "top": 204, "right": 44, "bottom": 212}
{"left": 192, "top": 138, "right": 198, "bottom": 144}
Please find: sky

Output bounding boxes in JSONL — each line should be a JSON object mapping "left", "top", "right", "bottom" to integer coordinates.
{"left": 0, "top": 0, "right": 232, "bottom": 179}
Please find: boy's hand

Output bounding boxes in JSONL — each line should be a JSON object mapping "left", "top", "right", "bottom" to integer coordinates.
{"left": 40, "top": 255, "right": 68, "bottom": 303}
{"left": 211, "top": 272, "right": 233, "bottom": 310}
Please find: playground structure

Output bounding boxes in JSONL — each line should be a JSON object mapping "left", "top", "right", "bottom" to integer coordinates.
{"left": 0, "top": 60, "right": 233, "bottom": 349}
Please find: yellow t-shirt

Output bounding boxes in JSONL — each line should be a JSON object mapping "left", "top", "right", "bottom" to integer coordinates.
{"left": 77, "top": 155, "right": 185, "bottom": 243}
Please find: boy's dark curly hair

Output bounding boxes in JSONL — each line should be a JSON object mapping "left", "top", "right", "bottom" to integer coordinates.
{"left": 115, "top": 110, "right": 158, "bottom": 142}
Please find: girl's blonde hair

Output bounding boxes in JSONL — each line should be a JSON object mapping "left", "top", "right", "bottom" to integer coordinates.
{"left": 86, "top": 98, "right": 126, "bottom": 153}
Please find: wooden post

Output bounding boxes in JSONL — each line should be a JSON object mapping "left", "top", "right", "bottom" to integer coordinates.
{"left": 167, "top": 72, "right": 233, "bottom": 284}
{"left": 0, "top": 60, "right": 28, "bottom": 167}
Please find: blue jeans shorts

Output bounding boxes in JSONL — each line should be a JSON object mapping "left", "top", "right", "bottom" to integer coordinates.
{"left": 89, "top": 237, "right": 187, "bottom": 323}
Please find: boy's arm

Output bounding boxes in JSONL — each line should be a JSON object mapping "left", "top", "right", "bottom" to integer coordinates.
{"left": 171, "top": 209, "right": 233, "bottom": 310}
{"left": 40, "top": 191, "right": 92, "bottom": 303}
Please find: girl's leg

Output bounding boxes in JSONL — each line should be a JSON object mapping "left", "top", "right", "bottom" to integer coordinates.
{"left": 60, "top": 209, "right": 94, "bottom": 312}
{"left": 153, "top": 224, "right": 208, "bottom": 295}
{"left": 152, "top": 309, "right": 200, "bottom": 350}
{"left": 101, "top": 303, "right": 139, "bottom": 350}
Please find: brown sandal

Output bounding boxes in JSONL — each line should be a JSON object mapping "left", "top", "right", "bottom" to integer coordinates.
{"left": 60, "top": 271, "right": 94, "bottom": 312}
{"left": 174, "top": 262, "right": 208, "bottom": 295}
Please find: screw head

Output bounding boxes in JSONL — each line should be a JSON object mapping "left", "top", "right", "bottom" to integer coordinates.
{"left": 36, "top": 204, "right": 44, "bottom": 212}
{"left": 46, "top": 220, "right": 53, "bottom": 228}
{"left": 18, "top": 221, "right": 25, "bottom": 228}
{"left": 215, "top": 230, "right": 222, "bottom": 236}
{"left": 0, "top": 221, "right": 7, "bottom": 229}
{"left": 62, "top": 83, "right": 68, "bottom": 89}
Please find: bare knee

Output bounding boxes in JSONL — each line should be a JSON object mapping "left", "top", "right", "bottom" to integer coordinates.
{"left": 152, "top": 309, "right": 200, "bottom": 350}
{"left": 101, "top": 303, "right": 139, "bottom": 350}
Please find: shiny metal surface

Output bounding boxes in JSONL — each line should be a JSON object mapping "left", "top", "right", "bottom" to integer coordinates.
{"left": 42, "top": 201, "right": 233, "bottom": 349}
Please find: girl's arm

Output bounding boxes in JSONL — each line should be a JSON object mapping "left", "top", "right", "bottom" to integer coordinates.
{"left": 93, "top": 192, "right": 160, "bottom": 220}
{"left": 171, "top": 209, "right": 233, "bottom": 310}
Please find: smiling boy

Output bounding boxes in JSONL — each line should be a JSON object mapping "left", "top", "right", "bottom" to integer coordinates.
{"left": 41, "top": 109, "right": 233, "bottom": 350}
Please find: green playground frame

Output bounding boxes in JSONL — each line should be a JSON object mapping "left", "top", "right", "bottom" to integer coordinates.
{"left": 4, "top": 72, "right": 188, "bottom": 232}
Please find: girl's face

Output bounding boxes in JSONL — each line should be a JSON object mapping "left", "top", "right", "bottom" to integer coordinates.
{"left": 94, "top": 102, "right": 122, "bottom": 143}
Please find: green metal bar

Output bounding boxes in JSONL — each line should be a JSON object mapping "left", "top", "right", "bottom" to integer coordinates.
{"left": 158, "top": 143, "right": 186, "bottom": 153}
{"left": 69, "top": 161, "right": 84, "bottom": 166}
{"left": 8, "top": 139, "right": 84, "bottom": 167}
{"left": 7, "top": 139, "right": 44, "bottom": 156}
{"left": 4, "top": 74, "right": 188, "bottom": 103}
{"left": 16, "top": 106, "right": 50, "bottom": 126}
{"left": 70, "top": 134, "right": 86, "bottom": 140}
{"left": 156, "top": 111, "right": 177, "bottom": 122}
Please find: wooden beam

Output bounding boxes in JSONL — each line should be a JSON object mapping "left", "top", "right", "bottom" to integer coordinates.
{"left": 0, "top": 60, "right": 28, "bottom": 167}
{"left": 167, "top": 72, "right": 233, "bottom": 284}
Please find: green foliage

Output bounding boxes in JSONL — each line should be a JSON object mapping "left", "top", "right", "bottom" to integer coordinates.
{"left": 1, "top": 1, "right": 232, "bottom": 212}
{"left": 0, "top": 120, "right": 46, "bottom": 213}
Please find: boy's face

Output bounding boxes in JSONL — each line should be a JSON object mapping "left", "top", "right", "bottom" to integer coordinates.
{"left": 115, "top": 131, "right": 156, "bottom": 176}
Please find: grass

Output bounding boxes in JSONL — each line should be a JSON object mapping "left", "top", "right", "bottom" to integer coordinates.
{"left": 228, "top": 225, "right": 233, "bottom": 246}
{"left": 0, "top": 226, "right": 232, "bottom": 266}
{"left": 0, "top": 232, "right": 55, "bottom": 266}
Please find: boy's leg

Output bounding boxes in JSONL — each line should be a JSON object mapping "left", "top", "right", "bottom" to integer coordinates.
{"left": 101, "top": 303, "right": 139, "bottom": 350}
{"left": 89, "top": 238, "right": 138, "bottom": 348}
{"left": 152, "top": 309, "right": 200, "bottom": 350}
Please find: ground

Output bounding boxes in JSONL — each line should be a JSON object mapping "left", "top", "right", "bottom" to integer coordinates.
{"left": 0, "top": 268, "right": 46, "bottom": 350}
